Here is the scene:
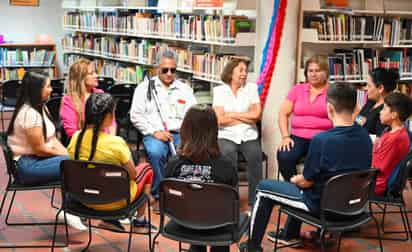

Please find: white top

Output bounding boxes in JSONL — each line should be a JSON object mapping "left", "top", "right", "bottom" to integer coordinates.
{"left": 130, "top": 76, "right": 197, "bottom": 135}
{"left": 8, "top": 104, "right": 56, "bottom": 160}
{"left": 213, "top": 82, "right": 260, "bottom": 144}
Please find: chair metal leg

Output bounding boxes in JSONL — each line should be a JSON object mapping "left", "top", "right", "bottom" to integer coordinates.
{"left": 148, "top": 200, "right": 152, "bottom": 251}
{"left": 127, "top": 217, "right": 133, "bottom": 252}
{"left": 337, "top": 232, "right": 342, "bottom": 252}
{"left": 0, "top": 188, "right": 9, "bottom": 216}
{"left": 50, "top": 188, "right": 59, "bottom": 209}
{"left": 82, "top": 218, "right": 93, "bottom": 252}
{"left": 51, "top": 209, "right": 62, "bottom": 252}
{"left": 381, "top": 204, "right": 387, "bottom": 233}
{"left": 5, "top": 190, "right": 16, "bottom": 225}
{"left": 179, "top": 241, "right": 182, "bottom": 252}
{"left": 372, "top": 215, "right": 384, "bottom": 252}
{"left": 273, "top": 209, "right": 282, "bottom": 252}
{"left": 320, "top": 228, "right": 326, "bottom": 252}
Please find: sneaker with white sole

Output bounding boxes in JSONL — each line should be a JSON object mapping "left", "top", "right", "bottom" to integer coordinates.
{"left": 267, "top": 229, "right": 302, "bottom": 247}
{"left": 58, "top": 211, "right": 88, "bottom": 231}
{"left": 119, "top": 218, "right": 131, "bottom": 224}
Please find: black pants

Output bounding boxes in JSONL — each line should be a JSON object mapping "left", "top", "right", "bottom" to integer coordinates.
{"left": 189, "top": 245, "right": 229, "bottom": 252}
{"left": 277, "top": 135, "right": 311, "bottom": 181}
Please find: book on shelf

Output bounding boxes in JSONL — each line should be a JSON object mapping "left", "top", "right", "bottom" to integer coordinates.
{"left": 303, "top": 13, "right": 384, "bottom": 41}
{"left": 0, "top": 48, "right": 55, "bottom": 66}
{"left": 1, "top": 67, "right": 54, "bottom": 81}
{"left": 63, "top": 12, "right": 254, "bottom": 44}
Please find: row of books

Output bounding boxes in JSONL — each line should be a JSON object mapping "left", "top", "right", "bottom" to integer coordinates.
{"left": 64, "top": 54, "right": 147, "bottom": 83}
{"left": 0, "top": 48, "right": 56, "bottom": 67}
{"left": 62, "top": 34, "right": 240, "bottom": 81}
{"left": 383, "top": 18, "right": 412, "bottom": 46}
{"left": 304, "top": 14, "right": 384, "bottom": 41}
{"left": 63, "top": 12, "right": 253, "bottom": 43}
{"left": 0, "top": 68, "right": 54, "bottom": 81}
{"left": 326, "top": 48, "right": 412, "bottom": 82}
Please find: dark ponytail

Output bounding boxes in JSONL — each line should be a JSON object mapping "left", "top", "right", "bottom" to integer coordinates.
{"left": 73, "top": 93, "right": 115, "bottom": 161}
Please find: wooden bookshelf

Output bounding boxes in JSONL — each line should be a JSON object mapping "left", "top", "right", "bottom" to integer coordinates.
{"left": 296, "top": 0, "right": 412, "bottom": 84}
{"left": 61, "top": 0, "right": 257, "bottom": 100}
{"left": 0, "top": 43, "right": 58, "bottom": 82}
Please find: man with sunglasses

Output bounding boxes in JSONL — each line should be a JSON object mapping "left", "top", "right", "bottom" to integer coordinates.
{"left": 130, "top": 50, "right": 197, "bottom": 205}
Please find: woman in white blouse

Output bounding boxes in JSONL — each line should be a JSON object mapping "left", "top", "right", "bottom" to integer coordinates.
{"left": 213, "top": 58, "right": 263, "bottom": 206}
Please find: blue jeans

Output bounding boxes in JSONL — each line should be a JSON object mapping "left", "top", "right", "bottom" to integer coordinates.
{"left": 249, "top": 180, "right": 313, "bottom": 250}
{"left": 277, "top": 135, "right": 311, "bottom": 181}
{"left": 17, "top": 155, "right": 70, "bottom": 185}
{"left": 143, "top": 133, "right": 180, "bottom": 197}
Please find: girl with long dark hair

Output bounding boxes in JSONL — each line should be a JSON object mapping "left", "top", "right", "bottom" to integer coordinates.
{"left": 7, "top": 71, "right": 86, "bottom": 230}
{"left": 7, "top": 71, "right": 68, "bottom": 184}
{"left": 68, "top": 93, "right": 155, "bottom": 232}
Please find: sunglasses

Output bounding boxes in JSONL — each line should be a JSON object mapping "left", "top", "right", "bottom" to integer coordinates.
{"left": 160, "top": 68, "right": 177, "bottom": 74}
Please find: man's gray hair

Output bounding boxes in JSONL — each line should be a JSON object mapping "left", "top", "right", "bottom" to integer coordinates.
{"left": 156, "top": 49, "right": 178, "bottom": 66}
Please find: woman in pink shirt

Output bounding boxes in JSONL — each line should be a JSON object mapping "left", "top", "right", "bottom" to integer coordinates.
{"left": 60, "top": 59, "right": 116, "bottom": 138}
{"left": 277, "top": 56, "right": 333, "bottom": 181}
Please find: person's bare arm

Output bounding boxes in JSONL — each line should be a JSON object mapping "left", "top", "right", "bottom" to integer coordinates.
{"left": 26, "top": 127, "right": 68, "bottom": 156}
{"left": 277, "top": 99, "right": 295, "bottom": 151}
{"left": 214, "top": 106, "right": 243, "bottom": 127}
{"left": 290, "top": 174, "right": 314, "bottom": 189}
{"left": 125, "top": 159, "right": 137, "bottom": 179}
{"left": 227, "top": 103, "right": 262, "bottom": 125}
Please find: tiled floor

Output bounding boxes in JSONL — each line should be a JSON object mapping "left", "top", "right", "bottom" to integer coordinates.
{"left": 0, "top": 151, "right": 411, "bottom": 251}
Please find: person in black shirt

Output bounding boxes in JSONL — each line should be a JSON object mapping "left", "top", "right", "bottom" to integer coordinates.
{"left": 356, "top": 67, "right": 399, "bottom": 136}
{"left": 166, "top": 104, "right": 238, "bottom": 252}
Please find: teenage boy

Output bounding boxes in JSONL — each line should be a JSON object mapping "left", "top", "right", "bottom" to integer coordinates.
{"left": 373, "top": 92, "right": 412, "bottom": 196}
{"left": 246, "top": 83, "right": 372, "bottom": 251}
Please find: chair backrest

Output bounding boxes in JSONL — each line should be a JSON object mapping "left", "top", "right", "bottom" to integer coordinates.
{"left": 45, "top": 96, "right": 62, "bottom": 123}
{"left": 386, "top": 150, "right": 412, "bottom": 198}
{"left": 97, "top": 77, "right": 115, "bottom": 92}
{"left": 108, "top": 83, "right": 136, "bottom": 98}
{"left": 320, "top": 169, "right": 378, "bottom": 217}
{"left": 60, "top": 160, "right": 130, "bottom": 206}
{"left": 0, "top": 137, "right": 20, "bottom": 182}
{"left": 159, "top": 178, "right": 239, "bottom": 230}
{"left": 50, "top": 78, "right": 65, "bottom": 97}
{"left": 2, "top": 80, "right": 22, "bottom": 106}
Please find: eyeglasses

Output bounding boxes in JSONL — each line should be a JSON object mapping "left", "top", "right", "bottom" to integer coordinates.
{"left": 160, "top": 68, "right": 177, "bottom": 74}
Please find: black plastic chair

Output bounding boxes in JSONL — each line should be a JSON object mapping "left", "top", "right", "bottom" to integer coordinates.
{"left": 272, "top": 169, "right": 383, "bottom": 252}
{"left": 1, "top": 80, "right": 22, "bottom": 133}
{"left": 45, "top": 96, "right": 69, "bottom": 146}
{"left": 52, "top": 159, "right": 152, "bottom": 252}
{"left": 50, "top": 78, "right": 65, "bottom": 98}
{"left": 0, "top": 137, "right": 66, "bottom": 248}
{"left": 370, "top": 151, "right": 412, "bottom": 241}
{"left": 108, "top": 83, "right": 142, "bottom": 145}
{"left": 152, "top": 178, "right": 249, "bottom": 252}
{"left": 97, "top": 76, "right": 115, "bottom": 92}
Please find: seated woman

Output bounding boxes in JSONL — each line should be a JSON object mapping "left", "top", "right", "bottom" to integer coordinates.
{"left": 356, "top": 67, "right": 399, "bottom": 137}
{"left": 213, "top": 57, "right": 262, "bottom": 207}
{"left": 67, "top": 93, "right": 155, "bottom": 232}
{"left": 60, "top": 58, "right": 115, "bottom": 139}
{"left": 7, "top": 71, "right": 86, "bottom": 230}
{"left": 166, "top": 104, "right": 237, "bottom": 252}
{"left": 277, "top": 56, "right": 332, "bottom": 182}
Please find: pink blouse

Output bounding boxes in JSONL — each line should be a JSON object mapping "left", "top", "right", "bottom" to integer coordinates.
{"left": 287, "top": 83, "right": 333, "bottom": 139}
{"left": 60, "top": 88, "right": 115, "bottom": 137}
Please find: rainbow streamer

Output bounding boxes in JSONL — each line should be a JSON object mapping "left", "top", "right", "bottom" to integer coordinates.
{"left": 257, "top": 0, "right": 288, "bottom": 106}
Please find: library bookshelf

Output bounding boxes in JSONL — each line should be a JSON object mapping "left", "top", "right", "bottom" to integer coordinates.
{"left": 61, "top": 0, "right": 257, "bottom": 100}
{"left": 0, "top": 43, "right": 57, "bottom": 82}
{"left": 296, "top": 0, "right": 412, "bottom": 89}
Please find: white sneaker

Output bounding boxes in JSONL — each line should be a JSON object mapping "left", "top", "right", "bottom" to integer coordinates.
{"left": 119, "top": 218, "right": 131, "bottom": 225}
{"left": 58, "top": 211, "right": 88, "bottom": 231}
